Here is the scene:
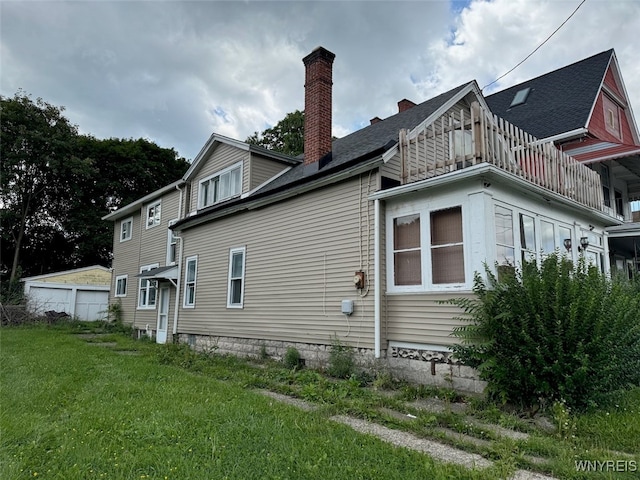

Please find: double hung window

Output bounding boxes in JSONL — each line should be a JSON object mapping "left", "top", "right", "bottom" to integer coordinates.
{"left": 120, "top": 217, "right": 133, "bottom": 242}
{"left": 227, "top": 247, "right": 246, "bottom": 308}
{"left": 115, "top": 275, "right": 127, "bottom": 297}
{"left": 183, "top": 256, "right": 197, "bottom": 307}
{"left": 138, "top": 264, "right": 158, "bottom": 308}
{"left": 146, "top": 201, "right": 161, "bottom": 228}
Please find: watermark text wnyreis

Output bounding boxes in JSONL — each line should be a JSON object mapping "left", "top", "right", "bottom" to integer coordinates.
{"left": 575, "top": 460, "right": 637, "bottom": 472}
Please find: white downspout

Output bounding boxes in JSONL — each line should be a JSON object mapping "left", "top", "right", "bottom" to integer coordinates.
{"left": 172, "top": 184, "right": 184, "bottom": 338}
{"left": 374, "top": 198, "right": 381, "bottom": 358}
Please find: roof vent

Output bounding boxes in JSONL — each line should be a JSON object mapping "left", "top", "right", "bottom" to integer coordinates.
{"left": 510, "top": 87, "right": 531, "bottom": 107}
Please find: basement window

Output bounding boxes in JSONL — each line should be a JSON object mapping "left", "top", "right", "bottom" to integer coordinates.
{"left": 510, "top": 87, "right": 531, "bottom": 108}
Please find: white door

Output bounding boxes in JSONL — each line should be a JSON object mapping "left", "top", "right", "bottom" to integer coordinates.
{"left": 156, "top": 287, "right": 169, "bottom": 344}
{"left": 28, "top": 287, "right": 72, "bottom": 315}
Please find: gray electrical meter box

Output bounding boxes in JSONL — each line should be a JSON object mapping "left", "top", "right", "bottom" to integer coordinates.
{"left": 341, "top": 299, "right": 354, "bottom": 315}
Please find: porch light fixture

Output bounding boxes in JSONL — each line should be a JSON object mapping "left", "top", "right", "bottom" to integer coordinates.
{"left": 563, "top": 238, "right": 572, "bottom": 252}
{"left": 578, "top": 237, "right": 590, "bottom": 252}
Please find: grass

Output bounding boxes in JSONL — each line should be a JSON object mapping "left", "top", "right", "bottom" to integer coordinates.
{"left": 1, "top": 323, "right": 639, "bottom": 479}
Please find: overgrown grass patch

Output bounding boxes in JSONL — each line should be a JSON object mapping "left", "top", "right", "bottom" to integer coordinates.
{"left": 2, "top": 325, "right": 639, "bottom": 479}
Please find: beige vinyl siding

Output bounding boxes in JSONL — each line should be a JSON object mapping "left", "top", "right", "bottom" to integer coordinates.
{"left": 249, "top": 155, "right": 290, "bottom": 189}
{"left": 179, "top": 175, "right": 377, "bottom": 348}
{"left": 188, "top": 144, "right": 249, "bottom": 213}
{"left": 380, "top": 152, "right": 402, "bottom": 182}
{"left": 109, "top": 189, "right": 181, "bottom": 329}
{"left": 385, "top": 292, "right": 473, "bottom": 346}
{"left": 110, "top": 214, "right": 141, "bottom": 325}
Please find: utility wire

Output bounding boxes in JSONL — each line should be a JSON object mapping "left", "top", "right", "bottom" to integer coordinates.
{"left": 482, "top": 0, "right": 588, "bottom": 91}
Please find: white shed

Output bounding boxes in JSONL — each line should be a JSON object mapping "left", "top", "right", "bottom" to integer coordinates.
{"left": 23, "top": 266, "right": 111, "bottom": 321}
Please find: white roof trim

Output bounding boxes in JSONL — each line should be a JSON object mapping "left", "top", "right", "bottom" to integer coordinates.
{"left": 102, "top": 180, "right": 183, "bottom": 221}
{"left": 22, "top": 265, "right": 111, "bottom": 282}
{"left": 183, "top": 134, "right": 250, "bottom": 181}
{"left": 408, "top": 81, "right": 489, "bottom": 138}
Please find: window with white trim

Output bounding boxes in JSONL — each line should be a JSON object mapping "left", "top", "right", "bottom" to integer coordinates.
{"left": 540, "top": 220, "right": 555, "bottom": 254}
{"left": 115, "top": 275, "right": 128, "bottom": 297}
{"left": 120, "top": 217, "right": 133, "bottom": 242}
{"left": 519, "top": 213, "right": 536, "bottom": 262}
{"left": 167, "top": 220, "right": 178, "bottom": 265}
{"left": 388, "top": 204, "right": 466, "bottom": 291}
{"left": 199, "top": 163, "right": 242, "bottom": 209}
{"left": 146, "top": 201, "right": 161, "bottom": 228}
{"left": 494, "top": 206, "right": 515, "bottom": 264}
{"left": 227, "top": 247, "right": 246, "bottom": 308}
{"left": 393, "top": 214, "right": 422, "bottom": 286}
{"left": 600, "top": 164, "right": 611, "bottom": 208}
{"left": 138, "top": 264, "right": 158, "bottom": 309}
{"left": 603, "top": 94, "right": 621, "bottom": 139}
{"left": 183, "top": 256, "right": 197, "bottom": 308}
{"left": 430, "top": 207, "right": 465, "bottom": 284}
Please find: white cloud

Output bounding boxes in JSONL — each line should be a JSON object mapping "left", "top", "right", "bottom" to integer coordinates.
{"left": 1, "top": 0, "right": 638, "bottom": 160}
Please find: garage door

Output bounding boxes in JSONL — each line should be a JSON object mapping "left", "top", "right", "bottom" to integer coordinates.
{"left": 75, "top": 290, "right": 109, "bottom": 321}
{"left": 28, "top": 287, "right": 72, "bottom": 315}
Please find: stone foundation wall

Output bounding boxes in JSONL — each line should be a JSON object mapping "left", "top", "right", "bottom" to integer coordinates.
{"left": 167, "top": 332, "right": 486, "bottom": 395}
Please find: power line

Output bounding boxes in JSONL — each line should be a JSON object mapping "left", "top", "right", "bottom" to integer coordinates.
{"left": 482, "top": 0, "right": 588, "bottom": 91}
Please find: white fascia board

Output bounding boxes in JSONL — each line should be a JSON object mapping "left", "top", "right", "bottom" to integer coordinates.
{"left": 23, "top": 281, "right": 110, "bottom": 291}
{"left": 368, "top": 163, "right": 621, "bottom": 226}
{"left": 102, "top": 180, "right": 184, "bottom": 221}
{"left": 408, "top": 81, "right": 484, "bottom": 138}
{"left": 536, "top": 128, "right": 589, "bottom": 145}
{"left": 608, "top": 52, "right": 640, "bottom": 145}
{"left": 22, "top": 265, "right": 111, "bottom": 282}
{"left": 606, "top": 222, "right": 640, "bottom": 237}
{"left": 183, "top": 134, "right": 250, "bottom": 181}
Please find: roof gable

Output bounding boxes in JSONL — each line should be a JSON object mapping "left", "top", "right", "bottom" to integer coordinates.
{"left": 486, "top": 49, "right": 613, "bottom": 140}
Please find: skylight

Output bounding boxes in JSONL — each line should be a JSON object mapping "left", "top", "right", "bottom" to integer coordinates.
{"left": 510, "top": 87, "right": 531, "bottom": 107}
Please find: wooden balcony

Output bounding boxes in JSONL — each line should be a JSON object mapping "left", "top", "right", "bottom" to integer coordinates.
{"left": 399, "top": 102, "right": 604, "bottom": 211}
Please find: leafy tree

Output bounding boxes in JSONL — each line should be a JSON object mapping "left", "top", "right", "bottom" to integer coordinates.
{"left": 0, "top": 91, "right": 87, "bottom": 282}
{"left": 246, "top": 110, "right": 304, "bottom": 156}
{"left": 0, "top": 91, "right": 190, "bottom": 284}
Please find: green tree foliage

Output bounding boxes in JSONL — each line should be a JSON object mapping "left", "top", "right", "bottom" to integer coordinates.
{"left": 0, "top": 91, "right": 86, "bottom": 282}
{"left": 246, "top": 110, "right": 304, "bottom": 156}
{"left": 0, "top": 91, "right": 190, "bottom": 284}
{"left": 450, "top": 254, "right": 640, "bottom": 411}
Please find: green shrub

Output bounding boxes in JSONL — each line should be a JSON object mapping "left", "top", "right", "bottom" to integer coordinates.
{"left": 283, "top": 347, "right": 302, "bottom": 369}
{"left": 450, "top": 254, "right": 640, "bottom": 411}
{"left": 327, "top": 337, "right": 354, "bottom": 379}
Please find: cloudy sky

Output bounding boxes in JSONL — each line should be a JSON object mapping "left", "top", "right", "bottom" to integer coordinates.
{"left": 1, "top": 0, "right": 639, "bottom": 161}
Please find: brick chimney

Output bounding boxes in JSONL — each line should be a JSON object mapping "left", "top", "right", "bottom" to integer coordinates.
{"left": 303, "top": 46, "right": 335, "bottom": 174}
{"left": 370, "top": 116, "right": 382, "bottom": 125}
{"left": 398, "top": 98, "right": 416, "bottom": 113}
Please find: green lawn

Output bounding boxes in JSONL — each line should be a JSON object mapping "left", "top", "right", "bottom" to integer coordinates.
{"left": 1, "top": 325, "right": 638, "bottom": 480}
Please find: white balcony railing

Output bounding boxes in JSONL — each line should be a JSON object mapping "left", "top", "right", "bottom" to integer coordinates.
{"left": 399, "top": 102, "right": 604, "bottom": 211}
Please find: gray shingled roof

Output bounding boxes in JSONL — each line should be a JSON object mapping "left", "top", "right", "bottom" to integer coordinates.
{"left": 485, "top": 49, "right": 613, "bottom": 140}
{"left": 256, "top": 82, "right": 474, "bottom": 194}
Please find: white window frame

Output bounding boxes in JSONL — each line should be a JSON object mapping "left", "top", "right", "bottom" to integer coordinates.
{"left": 120, "top": 217, "right": 133, "bottom": 242}
{"left": 198, "top": 162, "right": 242, "bottom": 210}
{"left": 167, "top": 219, "right": 178, "bottom": 265}
{"left": 386, "top": 202, "right": 468, "bottom": 293}
{"left": 115, "top": 274, "right": 128, "bottom": 297}
{"left": 146, "top": 200, "right": 162, "bottom": 229}
{"left": 183, "top": 255, "right": 197, "bottom": 308}
{"left": 138, "top": 263, "right": 159, "bottom": 309}
{"left": 227, "top": 246, "right": 246, "bottom": 308}
{"left": 493, "top": 201, "right": 584, "bottom": 267}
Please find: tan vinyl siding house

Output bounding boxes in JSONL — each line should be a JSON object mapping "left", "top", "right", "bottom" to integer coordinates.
{"left": 179, "top": 175, "right": 376, "bottom": 348}
{"left": 104, "top": 47, "right": 638, "bottom": 392}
